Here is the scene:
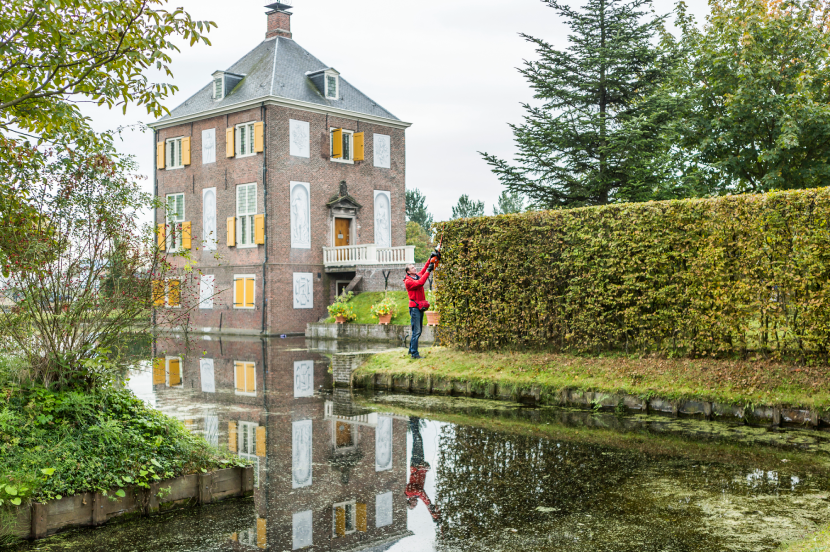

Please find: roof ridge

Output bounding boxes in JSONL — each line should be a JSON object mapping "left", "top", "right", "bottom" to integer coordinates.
{"left": 269, "top": 36, "right": 280, "bottom": 96}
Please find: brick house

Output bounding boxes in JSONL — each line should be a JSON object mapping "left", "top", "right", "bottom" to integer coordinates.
{"left": 148, "top": 2, "right": 413, "bottom": 336}
{"left": 151, "top": 335, "right": 411, "bottom": 549}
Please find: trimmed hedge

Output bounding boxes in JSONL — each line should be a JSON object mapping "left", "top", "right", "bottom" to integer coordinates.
{"left": 433, "top": 189, "right": 830, "bottom": 361}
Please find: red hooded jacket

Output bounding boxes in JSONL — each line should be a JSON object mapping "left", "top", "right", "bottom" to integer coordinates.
{"left": 404, "top": 260, "right": 432, "bottom": 309}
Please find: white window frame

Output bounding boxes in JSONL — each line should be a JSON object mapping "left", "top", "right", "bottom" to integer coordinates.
{"left": 332, "top": 501, "right": 357, "bottom": 537}
{"left": 165, "top": 356, "right": 183, "bottom": 388}
{"left": 213, "top": 77, "right": 223, "bottom": 101}
{"left": 166, "top": 193, "right": 185, "bottom": 252}
{"left": 234, "top": 361, "right": 257, "bottom": 396}
{"left": 165, "top": 137, "right": 184, "bottom": 170}
{"left": 199, "top": 274, "right": 214, "bottom": 309}
{"left": 325, "top": 72, "right": 339, "bottom": 99}
{"left": 235, "top": 183, "right": 257, "bottom": 248}
{"left": 238, "top": 420, "right": 258, "bottom": 453}
{"left": 235, "top": 122, "right": 256, "bottom": 158}
{"left": 330, "top": 128, "right": 354, "bottom": 164}
{"left": 233, "top": 274, "right": 256, "bottom": 310}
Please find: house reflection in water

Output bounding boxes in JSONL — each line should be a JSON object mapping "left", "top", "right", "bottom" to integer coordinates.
{"left": 147, "top": 336, "right": 411, "bottom": 550}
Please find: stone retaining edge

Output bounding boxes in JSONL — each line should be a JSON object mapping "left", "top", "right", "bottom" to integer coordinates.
{"left": 12, "top": 466, "right": 254, "bottom": 540}
{"left": 306, "top": 322, "right": 434, "bottom": 344}
{"left": 352, "top": 371, "right": 827, "bottom": 427}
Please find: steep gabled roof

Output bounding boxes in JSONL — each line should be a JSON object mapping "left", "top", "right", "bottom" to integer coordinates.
{"left": 151, "top": 37, "right": 401, "bottom": 127}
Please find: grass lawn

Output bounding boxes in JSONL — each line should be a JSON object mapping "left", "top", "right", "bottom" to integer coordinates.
{"left": 778, "top": 527, "right": 830, "bottom": 551}
{"left": 325, "top": 291, "right": 411, "bottom": 325}
{"left": 355, "top": 347, "right": 830, "bottom": 410}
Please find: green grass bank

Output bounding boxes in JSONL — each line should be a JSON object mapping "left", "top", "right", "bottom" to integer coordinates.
{"left": 354, "top": 347, "right": 830, "bottom": 411}
{"left": 779, "top": 527, "right": 830, "bottom": 552}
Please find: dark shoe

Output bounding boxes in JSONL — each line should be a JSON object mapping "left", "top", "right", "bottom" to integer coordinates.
{"left": 411, "top": 353, "right": 422, "bottom": 359}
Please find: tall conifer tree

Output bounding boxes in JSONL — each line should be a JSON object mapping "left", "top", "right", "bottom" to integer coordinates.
{"left": 482, "top": 0, "right": 676, "bottom": 207}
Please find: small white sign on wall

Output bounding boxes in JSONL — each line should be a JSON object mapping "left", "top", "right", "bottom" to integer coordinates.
{"left": 292, "top": 419, "right": 313, "bottom": 488}
{"left": 202, "top": 128, "right": 216, "bottom": 164}
{"left": 200, "top": 358, "right": 215, "bottom": 393}
{"left": 199, "top": 274, "right": 215, "bottom": 309}
{"left": 202, "top": 188, "right": 217, "bottom": 251}
{"left": 293, "top": 273, "right": 313, "bottom": 309}
{"left": 374, "top": 191, "right": 392, "bottom": 248}
{"left": 290, "top": 182, "right": 311, "bottom": 249}
{"left": 293, "top": 510, "right": 313, "bottom": 549}
{"left": 375, "top": 416, "right": 393, "bottom": 472}
{"left": 294, "top": 360, "right": 314, "bottom": 397}
{"left": 289, "top": 120, "right": 310, "bottom": 158}
{"left": 374, "top": 134, "right": 391, "bottom": 168}
{"left": 376, "top": 492, "right": 393, "bottom": 528}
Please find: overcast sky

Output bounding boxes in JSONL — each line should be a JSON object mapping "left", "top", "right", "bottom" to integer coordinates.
{"left": 83, "top": 0, "right": 712, "bottom": 223}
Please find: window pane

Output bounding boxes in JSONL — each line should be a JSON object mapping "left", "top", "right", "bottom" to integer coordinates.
{"left": 248, "top": 215, "right": 255, "bottom": 244}
{"left": 247, "top": 185, "right": 256, "bottom": 214}
{"left": 343, "top": 134, "right": 350, "bottom": 160}
{"left": 177, "top": 140, "right": 182, "bottom": 166}
{"left": 327, "top": 76, "right": 336, "bottom": 98}
{"left": 241, "top": 217, "right": 247, "bottom": 244}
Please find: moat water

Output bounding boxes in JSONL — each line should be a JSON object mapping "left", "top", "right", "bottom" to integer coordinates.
{"left": 5, "top": 336, "right": 830, "bottom": 551}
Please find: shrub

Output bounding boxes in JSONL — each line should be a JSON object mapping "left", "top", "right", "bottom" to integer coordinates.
{"left": 370, "top": 295, "right": 399, "bottom": 319}
{"left": 327, "top": 292, "right": 357, "bottom": 322}
{"left": 433, "top": 188, "right": 830, "bottom": 361}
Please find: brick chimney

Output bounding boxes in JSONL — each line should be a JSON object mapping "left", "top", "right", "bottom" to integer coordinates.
{"left": 266, "top": 3, "right": 292, "bottom": 40}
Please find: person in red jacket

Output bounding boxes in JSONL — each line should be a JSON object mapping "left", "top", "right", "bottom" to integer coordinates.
{"left": 405, "top": 416, "right": 440, "bottom": 522}
{"left": 404, "top": 254, "right": 437, "bottom": 359}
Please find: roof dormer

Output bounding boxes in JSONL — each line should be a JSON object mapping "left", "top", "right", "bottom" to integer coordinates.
{"left": 306, "top": 68, "right": 340, "bottom": 100}
{"left": 212, "top": 70, "right": 245, "bottom": 101}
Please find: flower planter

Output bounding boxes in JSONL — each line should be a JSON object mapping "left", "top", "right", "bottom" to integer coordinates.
{"left": 426, "top": 311, "right": 441, "bottom": 326}
{"left": 335, "top": 315, "right": 347, "bottom": 325}
{"left": 378, "top": 313, "right": 392, "bottom": 325}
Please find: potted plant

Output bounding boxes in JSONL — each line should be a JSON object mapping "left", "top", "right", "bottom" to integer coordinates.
{"left": 370, "top": 295, "right": 398, "bottom": 325}
{"left": 327, "top": 292, "right": 356, "bottom": 324}
{"left": 425, "top": 290, "right": 440, "bottom": 326}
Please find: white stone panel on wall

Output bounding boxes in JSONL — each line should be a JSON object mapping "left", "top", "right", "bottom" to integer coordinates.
{"left": 373, "top": 134, "right": 391, "bottom": 168}
{"left": 202, "top": 187, "right": 217, "bottom": 251}
{"left": 204, "top": 413, "right": 218, "bottom": 448}
{"left": 202, "top": 128, "right": 216, "bottom": 164}
{"left": 199, "top": 274, "right": 215, "bottom": 309}
{"left": 294, "top": 360, "right": 314, "bottom": 398}
{"left": 292, "top": 419, "right": 313, "bottom": 488}
{"left": 199, "top": 358, "right": 215, "bottom": 393}
{"left": 292, "top": 510, "right": 313, "bottom": 549}
{"left": 289, "top": 120, "right": 310, "bottom": 158}
{"left": 293, "top": 273, "right": 313, "bottom": 309}
{"left": 375, "top": 416, "right": 393, "bottom": 471}
{"left": 374, "top": 191, "right": 391, "bottom": 248}
{"left": 290, "top": 181, "right": 311, "bottom": 249}
{"left": 375, "top": 492, "right": 393, "bottom": 528}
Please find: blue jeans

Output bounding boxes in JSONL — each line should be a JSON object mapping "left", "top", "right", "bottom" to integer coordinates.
{"left": 409, "top": 307, "right": 425, "bottom": 356}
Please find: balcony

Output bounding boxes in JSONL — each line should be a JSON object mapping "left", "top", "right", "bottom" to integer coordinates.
{"left": 323, "top": 244, "right": 415, "bottom": 269}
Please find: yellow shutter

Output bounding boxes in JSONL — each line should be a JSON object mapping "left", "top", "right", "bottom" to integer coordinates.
{"left": 157, "top": 223, "right": 166, "bottom": 250}
{"left": 254, "top": 214, "right": 265, "bottom": 245}
{"left": 256, "top": 426, "right": 266, "bottom": 457}
{"left": 152, "top": 358, "right": 165, "bottom": 384}
{"left": 254, "top": 122, "right": 264, "bottom": 153}
{"left": 157, "top": 142, "right": 165, "bottom": 169}
{"left": 182, "top": 136, "right": 191, "bottom": 165}
{"left": 169, "top": 358, "right": 181, "bottom": 386}
{"left": 245, "top": 278, "right": 255, "bottom": 308}
{"left": 227, "top": 217, "right": 236, "bottom": 247}
{"left": 246, "top": 362, "right": 255, "bottom": 393}
{"left": 152, "top": 280, "right": 165, "bottom": 307}
{"left": 235, "top": 362, "right": 245, "bottom": 392}
{"left": 228, "top": 422, "right": 237, "bottom": 452}
{"left": 256, "top": 518, "right": 266, "bottom": 549}
{"left": 356, "top": 503, "right": 367, "bottom": 532}
{"left": 234, "top": 279, "right": 243, "bottom": 308}
{"left": 353, "top": 132, "right": 365, "bottom": 161}
{"left": 335, "top": 507, "right": 346, "bottom": 536}
{"left": 332, "top": 128, "right": 343, "bottom": 158}
{"left": 226, "top": 127, "right": 235, "bottom": 157}
{"left": 168, "top": 279, "right": 181, "bottom": 307}
{"left": 182, "top": 221, "right": 192, "bottom": 250}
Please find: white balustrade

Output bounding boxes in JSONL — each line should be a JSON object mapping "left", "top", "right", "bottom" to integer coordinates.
{"left": 323, "top": 244, "right": 416, "bottom": 268}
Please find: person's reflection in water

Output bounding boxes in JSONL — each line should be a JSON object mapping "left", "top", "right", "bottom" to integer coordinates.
{"left": 406, "top": 417, "right": 440, "bottom": 522}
